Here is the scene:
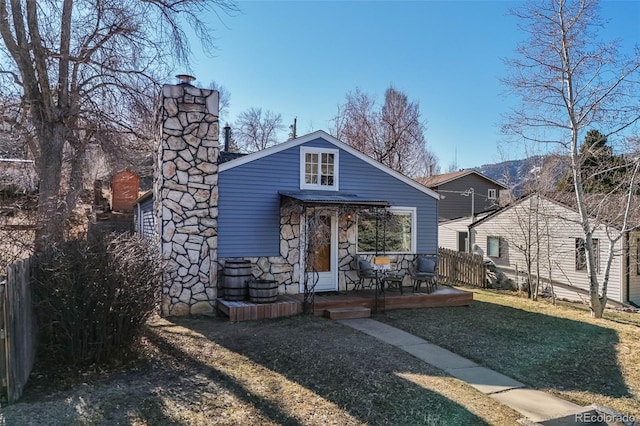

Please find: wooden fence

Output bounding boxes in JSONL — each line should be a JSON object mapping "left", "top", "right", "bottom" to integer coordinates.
{"left": 0, "top": 257, "right": 36, "bottom": 404}
{"left": 438, "top": 247, "right": 486, "bottom": 288}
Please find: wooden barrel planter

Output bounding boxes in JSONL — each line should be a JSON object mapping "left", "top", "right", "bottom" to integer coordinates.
{"left": 248, "top": 280, "right": 279, "bottom": 303}
{"left": 223, "top": 259, "right": 252, "bottom": 301}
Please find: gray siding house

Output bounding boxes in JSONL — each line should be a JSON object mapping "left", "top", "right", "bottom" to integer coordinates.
{"left": 417, "top": 170, "right": 507, "bottom": 221}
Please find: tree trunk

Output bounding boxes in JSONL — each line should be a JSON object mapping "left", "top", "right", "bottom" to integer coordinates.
{"left": 34, "top": 123, "right": 66, "bottom": 251}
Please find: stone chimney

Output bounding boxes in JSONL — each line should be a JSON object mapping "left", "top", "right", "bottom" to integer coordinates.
{"left": 156, "top": 77, "right": 220, "bottom": 316}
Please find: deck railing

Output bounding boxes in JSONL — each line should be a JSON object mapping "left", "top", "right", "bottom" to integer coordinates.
{"left": 438, "top": 247, "right": 486, "bottom": 288}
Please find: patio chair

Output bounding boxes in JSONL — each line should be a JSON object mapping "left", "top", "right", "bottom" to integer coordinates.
{"left": 354, "top": 255, "right": 380, "bottom": 291}
{"left": 410, "top": 255, "right": 438, "bottom": 293}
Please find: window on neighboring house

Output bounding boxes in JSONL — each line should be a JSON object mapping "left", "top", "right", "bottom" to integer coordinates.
{"left": 488, "top": 188, "right": 497, "bottom": 200}
{"left": 357, "top": 207, "right": 416, "bottom": 254}
{"left": 487, "top": 236, "right": 501, "bottom": 257}
{"left": 575, "top": 237, "right": 599, "bottom": 271}
{"left": 457, "top": 231, "right": 468, "bottom": 252}
{"left": 300, "top": 147, "right": 338, "bottom": 190}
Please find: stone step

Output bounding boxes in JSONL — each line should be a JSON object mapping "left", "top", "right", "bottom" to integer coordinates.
{"left": 324, "top": 307, "right": 371, "bottom": 320}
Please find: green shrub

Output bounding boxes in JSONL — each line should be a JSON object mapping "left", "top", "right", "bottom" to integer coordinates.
{"left": 31, "top": 233, "right": 163, "bottom": 366}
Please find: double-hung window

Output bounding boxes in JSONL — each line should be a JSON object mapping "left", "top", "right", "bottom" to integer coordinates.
{"left": 487, "top": 236, "right": 501, "bottom": 258}
{"left": 575, "top": 238, "right": 599, "bottom": 272}
{"left": 300, "top": 147, "right": 338, "bottom": 190}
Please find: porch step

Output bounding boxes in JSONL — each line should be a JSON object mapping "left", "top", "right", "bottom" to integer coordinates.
{"left": 324, "top": 307, "right": 371, "bottom": 320}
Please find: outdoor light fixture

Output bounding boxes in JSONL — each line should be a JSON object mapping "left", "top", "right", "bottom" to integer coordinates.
{"left": 345, "top": 212, "right": 354, "bottom": 227}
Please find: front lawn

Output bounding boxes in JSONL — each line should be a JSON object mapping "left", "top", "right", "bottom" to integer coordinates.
{"left": 5, "top": 313, "right": 521, "bottom": 425}
{"left": 376, "top": 287, "right": 640, "bottom": 419}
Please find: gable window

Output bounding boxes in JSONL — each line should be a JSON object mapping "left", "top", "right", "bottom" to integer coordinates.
{"left": 357, "top": 207, "right": 416, "bottom": 254}
{"left": 488, "top": 188, "right": 497, "bottom": 200}
{"left": 300, "top": 147, "right": 338, "bottom": 190}
{"left": 575, "top": 238, "right": 599, "bottom": 272}
{"left": 487, "top": 236, "right": 501, "bottom": 257}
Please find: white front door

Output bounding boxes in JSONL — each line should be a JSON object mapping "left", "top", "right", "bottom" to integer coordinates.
{"left": 301, "top": 212, "right": 338, "bottom": 292}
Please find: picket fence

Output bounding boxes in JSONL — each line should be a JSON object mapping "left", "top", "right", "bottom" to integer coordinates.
{"left": 438, "top": 247, "right": 486, "bottom": 288}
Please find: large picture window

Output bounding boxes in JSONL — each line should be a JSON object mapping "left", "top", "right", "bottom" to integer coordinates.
{"left": 575, "top": 237, "right": 599, "bottom": 272}
{"left": 357, "top": 208, "right": 416, "bottom": 254}
{"left": 300, "top": 147, "right": 338, "bottom": 190}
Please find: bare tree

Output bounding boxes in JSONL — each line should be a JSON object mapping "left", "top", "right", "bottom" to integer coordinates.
{"left": 332, "top": 85, "right": 438, "bottom": 177}
{"left": 234, "top": 107, "right": 284, "bottom": 152}
{"left": 0, "top": 0, "right": 238, "bottom": 250}
{"left": 503, "top": 0, "right": 640, "bottom": 318}
{"left": 208, "top": 81, "right": 231, "bottom": 123}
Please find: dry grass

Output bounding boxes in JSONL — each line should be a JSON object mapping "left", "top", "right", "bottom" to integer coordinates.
{"left": 4, "top": 314, "right": 520, "bottom": 425}
{"left": 377, "top": 287, "right": 640, "bottom": 420}
{"left": 5, "top": 287, "right": 637, "bottom": 425}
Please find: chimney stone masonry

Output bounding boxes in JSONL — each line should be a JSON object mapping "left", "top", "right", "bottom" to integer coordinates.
{"left": 155, "top": 81, "right": 220, "bottom": 316}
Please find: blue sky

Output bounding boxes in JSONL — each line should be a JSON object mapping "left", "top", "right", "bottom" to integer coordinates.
{"left": 185, "top": 0, "right": 639, "bottom": 172}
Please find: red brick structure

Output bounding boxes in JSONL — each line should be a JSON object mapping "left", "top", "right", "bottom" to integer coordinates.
{"left": 111, "top": 169, "right": 139, "bottom": 212}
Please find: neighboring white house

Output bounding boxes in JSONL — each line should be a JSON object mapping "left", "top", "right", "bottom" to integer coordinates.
{"left": 469, "top": 193, "right": 640, "bottom": 306}
{"left": 438, "top": 212, "right": 492, "bottom": 253}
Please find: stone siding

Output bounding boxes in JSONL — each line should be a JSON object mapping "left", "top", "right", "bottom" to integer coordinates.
{"left": 156, "top": 83, "right": 220, "bottom": 316}
{"left": 216, "top": 207, "right": 418, "bottom": 296}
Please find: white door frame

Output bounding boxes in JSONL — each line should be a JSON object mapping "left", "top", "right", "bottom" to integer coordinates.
{"left": 299, "top": 211, "right": 338, "bottom": 293}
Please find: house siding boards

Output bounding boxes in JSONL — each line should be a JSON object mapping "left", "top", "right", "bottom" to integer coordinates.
{"left": 470, "top": 195, "right": 625, "bottom": 303}
{"left": 136, "top": 195, "right": 155, "bottom": 240}
{"left": 218, "top": 136, "right": 438, "bottom": 258}
{"left": 627, "top": 232, "right": 640, "bottom": 305}
{"left": 439, "top": 217, "right": 472, "bottom": 252}
{"left": 429, "top": 173, "right": 502, "bottom": 220}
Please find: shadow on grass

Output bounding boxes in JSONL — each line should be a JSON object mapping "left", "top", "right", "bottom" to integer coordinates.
{"left": 12, "top": 358, "right": 186, "bottom": 425}
{"left": 143, "top": 329, "right": 308, "bottom": 426}
{"left": 150, "top": 315, "right": 502, "bottom": 425}
{"left": 378, "top": 300, "right": 631, "bottom": 399}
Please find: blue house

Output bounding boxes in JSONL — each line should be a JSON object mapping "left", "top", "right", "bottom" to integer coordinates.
{"left": 216, "top": 130, "right": 440, "bottom": 294}
{"left": 135, "top": 82, "right": 442, "bottom": 315}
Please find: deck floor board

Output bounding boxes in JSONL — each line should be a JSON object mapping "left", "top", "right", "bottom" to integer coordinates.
{"left": 216, "top": 287, "right": 472, "bottom": 322}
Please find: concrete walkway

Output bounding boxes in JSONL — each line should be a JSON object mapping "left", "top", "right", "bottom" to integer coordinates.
{"left": 338, "top": 318, "right": 602, "bottom": 425}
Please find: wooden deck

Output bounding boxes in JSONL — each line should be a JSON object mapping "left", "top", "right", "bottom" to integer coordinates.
{"left": 216, "top": 295, "right": 303, "bottom": 322}
{"left": 216, "top": 286, "right": 473, "bottom": 322}
{"left": 305, "top": 286, "right": 473, "bottom": 315}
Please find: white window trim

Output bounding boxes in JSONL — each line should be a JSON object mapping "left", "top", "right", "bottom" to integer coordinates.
{"left": 356, "top": 206, "right": 417, "bottom": 254}
{"left": 300, "top": 146, "right": 339, "bottom": 190}
{"left": 488, "top": 188, "right": 497, "bottom": 200}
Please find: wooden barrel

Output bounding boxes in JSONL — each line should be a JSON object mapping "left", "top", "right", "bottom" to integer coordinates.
{"left": 248, "top": 280, "right": 279, "bottom": 303}
{"left": 223, "top": 259, "right": 252, "bottom": 301}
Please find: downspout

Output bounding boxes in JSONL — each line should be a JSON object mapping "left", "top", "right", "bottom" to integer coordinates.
{"left": 627, "top": 232, "right": 640, "bottom": 308}
{"left": 136, "top": 202, "right": 141, "bottom": 234}
{"left": 625, "top": 231, "right": 630, "bottom": 304}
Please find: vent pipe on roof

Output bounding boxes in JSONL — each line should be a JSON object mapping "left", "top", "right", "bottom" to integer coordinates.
{"left": 175, "top": 74, "right": 196, "bottom": 85}
{"left": 223, "top": 124, "right": 231, "bottom": 152}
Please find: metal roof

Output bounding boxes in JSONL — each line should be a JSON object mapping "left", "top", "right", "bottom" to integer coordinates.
{"left": 279, "top": 190, "right": 389, "bottom": 207}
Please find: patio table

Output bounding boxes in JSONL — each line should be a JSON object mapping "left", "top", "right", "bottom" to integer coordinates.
{"left": 373, "top": 257, "right": 407, "bottom": 294}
